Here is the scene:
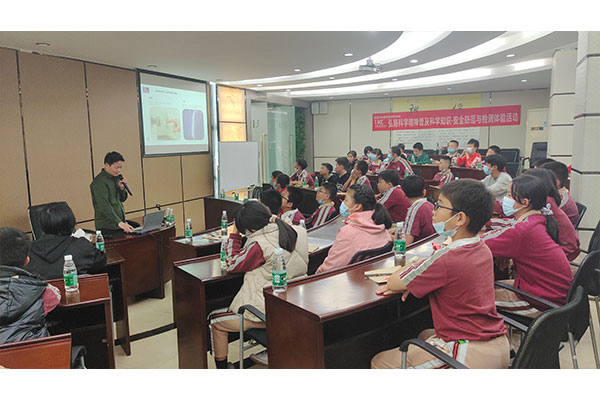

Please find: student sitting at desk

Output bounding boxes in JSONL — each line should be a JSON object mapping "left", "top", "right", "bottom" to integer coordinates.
{"left": 290, "top": 158, "right": 314, "bottom": 188}
{"left": 486, "top": 145, "right": 501, "bottom": 157}
{"left": 259, "top": 189, "right": 282, "bottom": 215}
{"left": 270, "top": 170, "right": 283, "bottom": 188}
{"left": 433, "top": 155, "right": 454, "bottom": 187}
{"left": 315, "top": 163, "right": 338, "bottom": 187}
{"left": 368, "top": 148, "right": 385, "bottom": 174}
{"left": 371, "top": 179, "right": 509, "bottom": 369}
{"left": 306, "top": 182, "right": 337, "bottom": 229}
{"left": 275, "top": 173, "right": 290, "bottom": 193}
{"left": 341, "top": 160, "right": 371, "bottom": 192}
{"left": 481, "top": 154, "right": 512, "bottom": 202}
{"left": 445, "top": 139, "right": 460, "bottom": 165}
{"left": 483, "top": 175, "right": 572, "bottom": 317}
{"left": 27, "top": 203, "right": 107, "bottom": 279}
{"left": 316, "top": 185, "right": 392, "bottom": 274}
{"left": 402, "top": 176, "right": 435, "bottom": 246}
{"left": 347, "top": 150, "right": 357, "bottom": 171}
{"left": 0, "top": 227, "right": 61, "bottom": 344}
{"left": 280, "top": 186, "right": 304, "bottom": 225}
{"left": 408, "top": 142, "right": 432, "bottom": 165}
{"left": 335, "top": 157, "right": 352, "bottom": 191}
{"left": 540, "top": 161, "right": 578, "bottom": 226}
{"left": 359, "top": 145, "right": 374, "bottom": 162}
{"left": 386, "top": 146, "right": 414, "bottom": 177}
{"left": 456, "top": 138, "right": 482, "bottom": 168}
{"left": 376, "top": 170, "right": 411, "bottom": 223}
{"left": 210, "top": 201, "right": 308, "bottom": 369}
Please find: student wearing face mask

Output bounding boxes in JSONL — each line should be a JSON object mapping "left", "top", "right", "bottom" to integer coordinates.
{"left": 445, "top": 139, "right": 460, "bottom": 165}
{"left": 306, "top": 182, "right": 337, "bottom": 229}
{"left": 368, "top": 148, "right": 386, "bottom": 174}
{"left": 483, "top": 174, "right": 572, "bottom": 317}
{"left": 371, "top": 179, "right": 509, "bottom": 369}
{"left": 359, "top": 146, "right": 374, "bottom": 162}
{"left": 480, "top": 154, "right": 512, "bottom": 202}
{"left": 316, "top": 185, "right": 392, "bottom": 274}
{"left": 456, "top": 138, "right": 482, "bottom": 168}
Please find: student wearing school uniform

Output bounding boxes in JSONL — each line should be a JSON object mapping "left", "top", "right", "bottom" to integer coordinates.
{"left": 280, "top": 186, "right": 304, "bottom": 225}
{"left": 347, "top": 150, "right": 357, "bottom": 171}
{"left": 270, "top": 170, "right": 283, "bottom": 188}
{"left": 259, "top": 188, "right": 282, "bottom": 215}
{"left": 360, "top": 146, "right": 374, "bottom": 162}
{"left": 402, "top": 176, "right": 435, "bottom": 245}
{"left": 397, "top": 143, "right": 409, "bottom": 160}
{"left": 386, "top": 146, "right": 414, "bottom": 177}
{"left": 456, "top": 138, "right": 482, "bottom": 168}
{"left": 209, "top": 201, "right": 308, "bottom": 368}
{"left": 368, "top": 148, "right": 386, "bottom": 174}
{"left": 290, "top": 158, "right": 314, "bottom": 188}
{"left": 524, "top": 168, "right": 580, "bottom": 262}
{"left": 540, "top": 161, "right": 579, "bottom": 226}
{"left": 316, "top": 185, "right": 392, "bottom": 274}
{"left": 433, "top": 156, "right": 454, "bottom": 187}
{"left": 335, "top": 157, "right": 352, "bottom": 191}
{"left": 376, "top": 169, "right": 411, "bottom": 223}
{"left": 445, "top": 139, "right": 460, "bottom": 166}
{"left": 275, "top": 173, "right": 290, "bottom": 193}
{"left": 306, "top": 182, "right": 337, "bottom": 229}
{"left": 371, "top": 179, "right": 509, "bottom": 369}
{"left": 483, "top": 175, "right": 572, "bottom": 317}
{"left": 408, "top": 142, "right": 432, "bottom": 165}
{"left": 481, "top": 154, "right": 512, "bottom": 202}
{"left": 315, "top": 163, "right": 338, "bottom": 187}
{"left": 341, "top": 160, "right": 371, "bottom": 192}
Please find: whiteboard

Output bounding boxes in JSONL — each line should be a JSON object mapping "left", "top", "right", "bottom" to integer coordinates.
{"left": 218, "top": 142, "right": 260, "bottom": 192}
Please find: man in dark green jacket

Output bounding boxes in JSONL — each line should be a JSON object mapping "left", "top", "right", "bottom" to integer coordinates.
{"left": 90, "top": 151, "right": 133, "bottom": 233}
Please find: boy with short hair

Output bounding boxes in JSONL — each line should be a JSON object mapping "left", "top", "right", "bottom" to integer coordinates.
{"left": 275, "top": 173, "right": 290, "bottom": 193}
{"left": 341, "top": 160, "right": 371, "bottom": 192}
{"left": 486, "top": 145, "right": 501, "bottom": 157}
{"left": 445, "top": 139, "right": 460, "bottom": 165}
{"left": 386, "top": 146, "right": 414, "bottom": 177}
{"left": 290, "top": 158, "right": 314, "bottom": 188}
{"left": 408, "top": 142, "right": 432, "bottom": 165}
{"left": 402, "top": 175, "right": 435, "bottom": 245}
{"left": 306, "top": 182, "right": 337, "bottom": 229}
{"left": 481, "top": 154, "right": 512, "bottom": 201}
{"left": 371, "top": 179, "right": 509, "bottom": 369}
{"left": 316, "top": 163, "right": 338, "bottom": 186}
{"left": 280, "top": 186, "right": 304, "bottom": 225}
{"left": 259, "top": 189, "right": 283, "bottom": 215}
{"left": 456, "top": 138, "right": 482, "bottom": 168}
{"left": 377, "top": 170, "right": 411, "bottom": 223}
{"left": 540, "top": 161, "right": 578, "bottom": 226}
{"left": 335, "top": 157, "right": 352, "bottom": 191}
{"left": 433, "top": 156, "right": 454, "bottom": 187}
{"left": 270, "top": 170, "right": 283, "bottom": 187}
{"left": 347, "top": 150, "right": 357, "bottom": 171}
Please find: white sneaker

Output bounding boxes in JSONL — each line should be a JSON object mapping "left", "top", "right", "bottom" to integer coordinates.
{"left": 249, "top": 350, "right": 268, "bottom": 366}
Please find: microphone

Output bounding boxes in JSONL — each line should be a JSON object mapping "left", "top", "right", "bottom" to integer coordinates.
{"left": 118, "top": 174, "right": 133, "bottom": 196}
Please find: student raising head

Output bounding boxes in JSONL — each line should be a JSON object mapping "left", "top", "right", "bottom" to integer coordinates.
{"left": 481, "top": 154, "right": 512, "bottom": 201}
{"left": 335, "top": 157, "right": 352, "bottom": 190}
{"left": 368, "top": 148, "right": 386, "bottom": 174}
{"left": 408, "top": 142, "right": 432, "bottom": 165}
{"left": 401, "top": 175, "right": 435, "bottom": 245}
{"left": 347, "top": 150, "right": 357, "bottom": 171}
{"left": 275, "top": 173, "right": 290, "bottom": 193}
{"left": 386, "top": 145, "right": 414, "bottom": 177}
{"left": 540, "top": 161, "right": 578, "bottom": 226}
{"left": 259, "top": 188, "right": 283, "bottom": 215}
{"left": 280, "top": 185, "right": 304, "bottom": 225}
{"left": 306, "top": 182, "right": 337, "bottom": 229}
{"left": 433, "top": 155, "right": 454, "bottom": 186}
{"left": 483, "top": 174, "right": 572, "bottom": 317}
{"left": 457, "top": 138, "right": 482, "bottom": 168}
{"left": 27, "top": 202, "right": 107, "bottom": 280}
{"left": 210, "top": 201, "right": 308, "bottom": 368}
{"left": 316, "top": 184, "right": 392, "bottom": 274}
{"left": 486, "top": 145, "right": 501, "bottom": 157}
{"left": 317, "top": 162, "right": 338, "bottom": 186}
{"left": 377, "top": 170, "right": 411, "bottom": 223}
{"left": 290, "top": 158, "right": 314, "bottom": 187}
{"left": 270, "top": 170, "right": 283, "bottom": 188}
{"left": 372, "top": 179, "right": 509, "bottom": 369}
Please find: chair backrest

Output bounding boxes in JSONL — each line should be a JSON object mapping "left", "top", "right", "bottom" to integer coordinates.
{"left": 512, "top": 286, "right": 586, "bottom": 369}
{"left": 28, "top": 201, "right": 69, "bottom": 240}
{"left": 574, "top": 202, "right": 587, "bottom": 230}
{"left": 349, "top": 241, "right": 393, "bottom": 264}
{"left": 500, "top": 148, "right": 520, "bottom": 162}
{"left": 251, "top": 186, "right": 263, "bottom": 199}
{"left": 0, "top": 333, "right": 71, "bottom": 369}
{"left": 505, "top": 162, "right": 519, "bottom": 178}
{"left": 565, "top": 251, "right": 599, "bottom": 341}
{"left": 411, "top": 167, "right": 421, "bottom": 177}
{"left": 529, "top": 142, "right": 548, "bottom": 167}
{"left": 588, "top": 219, "right": 600, "bottom": 253}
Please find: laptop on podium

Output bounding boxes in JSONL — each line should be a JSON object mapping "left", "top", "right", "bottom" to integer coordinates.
{"left": 131, "top": 210, "right": 165, "bottom": 234}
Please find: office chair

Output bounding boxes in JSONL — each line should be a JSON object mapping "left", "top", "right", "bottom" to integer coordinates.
{"left": 28, "top": 201, "right": 69, "bottom": 240}
{"left": 398, "top": 286, "right": 586, "bottom": 369}
{"left": 349, "top": 241, "right": 393, "bottom": 264}
{"left": 574, "top": 202, "right": 587, "bottom": 230}
{"left": 237, "top": 305, "right": 267, "bottom": 370}
{"left": 519, "top": 141, "right": 547, "bottom": 171}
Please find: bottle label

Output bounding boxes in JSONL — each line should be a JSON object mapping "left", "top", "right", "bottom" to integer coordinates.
{"left": 272, "top": 270, "right": 287, "bottom": 286}
{"left": 220, "top": 251, "right": 226, "bottom": 262}
{"left": 394, "top": 240, "right": 406, "bottom": 253}
{"left": 185, "top": 229, "right": 193, "bottom": 237}
{"left": 64, "top": 273, "right": 77, "bottom": 287}
{"left": 96, "top": 242, "right": 105, "bottom": 252}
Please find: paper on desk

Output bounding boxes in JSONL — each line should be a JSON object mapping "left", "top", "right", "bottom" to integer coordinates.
{"left": 72, "top": 228, "right": 93, "bottom": 242}
{"left": 364, "top": 257, "right": 421, "bottom": 284}
{"left": 308, "top": 244, "right": 321, "bottom": 253}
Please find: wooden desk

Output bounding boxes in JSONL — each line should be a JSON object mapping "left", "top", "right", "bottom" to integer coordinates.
{"left": 105, "top": 223, "right": 175, "bottom": 299}
{"left": 264, "top": 235, "right": 444, "bottom": 368}
{"left": 204, "top": 196, "right": 243, "bottom": 230}
{"left": 413, "top": 164, "right": 486, "bottom": 181}
{"left": 172, "top": 215, "right": 345, "bottom": 369}
{"left": 0, "top": 333, "right": 71, "bottom": 369}
{"left": 46, "top": 274, "right": 115, "bottom": 369}
{"left": 428, "top": 185, "right": 441, "bottom": 202}
{"left": 103, "top": 248, "right": 131, "bottom": 356}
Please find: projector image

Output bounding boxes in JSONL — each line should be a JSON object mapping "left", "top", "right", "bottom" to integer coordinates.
{"left": 358, "top": 57, "right": 382, "bottom": 74}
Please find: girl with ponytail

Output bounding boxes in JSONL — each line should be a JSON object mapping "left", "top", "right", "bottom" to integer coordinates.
{"left": 483, "top": 174, "right": 572, "bottom": 317}
{"left": 316, "top": 184, "right": 392, "bottom": 274}
{"left": 210, "top": 201, "right": 308, "bottom": 368}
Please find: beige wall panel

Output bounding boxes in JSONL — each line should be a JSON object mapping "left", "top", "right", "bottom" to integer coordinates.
{"left": 75, "top": 221, "right": 96, "bottom": 232}
{"left": 181, "top": 154, "right": 213, "bottom": 201}
{"left": 143, "top": 156, "right": 183, "bottom": 208}
{"left": 19, "top": 53, "right": 94, "bottom": 222}
{"left": 184, "top": 199, "right": 206, "bottom": 232}
{"left": 314, "top": 100, "right": 350, "bottom": 157}
{"left": 0, "top": 49, "right": 30, "bottom": 231}
{"left": 170, "top": 203, "right": 185, "bottom": 237}
{"left": 350, "top": 98, "right": 391, "bottom": 154}
{"left": 85, "top": 63, "right": 144, "bottom": 213}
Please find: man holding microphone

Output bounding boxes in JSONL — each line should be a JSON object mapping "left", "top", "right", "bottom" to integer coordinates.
{"left": 90, "top": 151, "right": 134, "bottom": 234}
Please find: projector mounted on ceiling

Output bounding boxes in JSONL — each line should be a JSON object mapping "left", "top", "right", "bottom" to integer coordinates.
{"left": 358, "top": 57, "right": 382, "bottom": 74}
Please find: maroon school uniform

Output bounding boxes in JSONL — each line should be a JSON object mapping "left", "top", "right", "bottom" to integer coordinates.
{"left": 433, "top": 171, "right": 454, "bottom": 187}
{"left": 483, "top": 213, "right": 572, "bottom": 306}
{"left": 559, "top": 188, "right": 578, "bottom": 226}
{"left": 280, "top": 209, "right": 304, "bottom": 226}
{"left": 368, "top": 162, "right": 384, "bottom": 174}
{"left": 399, "top": 236, "right": 507, "bottom": 342}
{"left": 404, "top": 198, "right": 435, "bottom": 242}
{"left": 356, "top": 175, "right": 371, "bottom": 188}
{"left": 377, "top": 186, "right": 410, "bottom": 222}
{"left": 290, "top": 169, "right": 314, "bottom": 188}
{"left": 547, "top": 197, "right": 580, "bottom": 261}
{"left": 386, "top": 159, "right": 413, "bottom": 177}
{"left": 307, "top": 204, "right": 336, "bottom": 229}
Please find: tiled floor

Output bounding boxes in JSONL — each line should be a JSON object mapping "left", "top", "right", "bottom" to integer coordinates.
{"left": 114, "top": 281, "right": 600, "bottom": 369}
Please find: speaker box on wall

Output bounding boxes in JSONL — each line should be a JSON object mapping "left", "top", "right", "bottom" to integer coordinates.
{"left": 311, "top": 102, "right": 320, "bottom": 115}
{"left": 319, "top": 102, "right": 328, "bottom": 115}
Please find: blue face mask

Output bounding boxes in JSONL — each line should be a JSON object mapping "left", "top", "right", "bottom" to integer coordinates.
{"left": 483, "top": 165, "right": 491, "bottom": 175}
{"left": 368, "top": 153, "right": 377, "bottom": 161}
{"left": 339, "top": 202, "right": 353, "bottom": 218}
{"left": 317, "top": 199, "right": 324, "bottom": 205}
{"left": 502, "top": 196, "right": 520, "bottom": 216}
{"left": 447, "top": 148, "right": 456, "bottom": 154}
{"left": 386, "top": 154, "right": 392, "bottom": 162}
{"left": 433, "top": 213, "right": 459, "bottom": 237}
{"left": 467, "top": 147, "right": 473, "bottom": 154}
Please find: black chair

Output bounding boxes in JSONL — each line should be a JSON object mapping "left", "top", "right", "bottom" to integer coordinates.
{"left": 500, "top": 148, "right": 520, "bottom": 163}
{"left": 411, "top": 167, "right": 422, "bottom": 177}
{"left": 529, "top": 141, "right": 548, "bottom": 167}
{"left": 252, "top": 186, "right": 264, "bottom": 199}
{"left": 505, "top": 162, "right": 519, "bottom": 178}
{"left": 349, "top": 241, "right": 393, "bottom": 264}
{"left": 28, "top": 201, "right": 69, "bottom": 240}
{"left": 237, "top": 305, "right": 267, "bottom": 370}
{"left": 398, "top": 286, "right": 586, "bottom": 369}
{"left": 574, "top": 202, "right": 587, "bottom": 230}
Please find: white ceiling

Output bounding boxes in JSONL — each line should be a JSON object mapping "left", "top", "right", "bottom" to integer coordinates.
{"left": 0, "top": 31, "right": 578, "bottom": 101}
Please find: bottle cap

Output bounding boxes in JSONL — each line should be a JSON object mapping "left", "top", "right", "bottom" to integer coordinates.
{"left": 300, "top": 220, "right": 305, "bottom": 224}
{"left": 186, "top": 218, "right": 191, "bottom": 222}
{"left": 274, "top": 247, "right": 283, "bottom": 255}
{"left": 64, "top": 255, "right": 73, "bottom": 261}
{"left": 96, "top": 230, "right": 101, "bottom": 235}
{"left": 397, "top": 221, "right": 404, "bottom": 228}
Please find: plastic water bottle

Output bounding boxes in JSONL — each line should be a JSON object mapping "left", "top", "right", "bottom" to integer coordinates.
{"left": 95, "top": 231, "right": 105, "bottom": 252}
{"left": 314, "top": 178, "right": 319, "bottom": 189}
{"left": 272, "top": 248, "right": 287, "bottom": 293}
{"left": 219, "top": 188, "right": 225, "bottom": 199}
{"left": 221, "top": 210, "right": 228, "bottom": 237}
{"left": 167, "top": 208, "right": 175, "bottom": 226}
{"left": 394, "top": 222, "right": 406, "bottom": 266}
{"left": 234, "top": 191, "right": 239, "bottom": 201}
{"left": 63, "top": 255, "right": 79, "bottom": 292}
{"left": 299, "top": 219, "right": 306, "bottom": 230}
{"left": 220, "top": 237, "right": 227, "bottom": 268}
{"left": 185, "top": 218, "right": 193, "bottom": 242}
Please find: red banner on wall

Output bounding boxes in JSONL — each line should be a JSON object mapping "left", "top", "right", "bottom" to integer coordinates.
{"left": 372, "top": 105, "right": 521, "bottom": 131}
